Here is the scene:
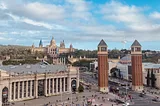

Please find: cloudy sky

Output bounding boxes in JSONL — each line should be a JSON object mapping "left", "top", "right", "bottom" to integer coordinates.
{"left": 0, "top": 0, "right": 160, "bottom": 50}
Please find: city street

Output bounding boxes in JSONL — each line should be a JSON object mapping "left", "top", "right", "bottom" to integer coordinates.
{"left": 80, "top": 71, "right": 160, "bottom": 106}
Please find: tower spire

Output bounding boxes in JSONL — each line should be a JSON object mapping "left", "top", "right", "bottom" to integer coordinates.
{"left": 39, "top": 39, "right": 43, "bottom": 47}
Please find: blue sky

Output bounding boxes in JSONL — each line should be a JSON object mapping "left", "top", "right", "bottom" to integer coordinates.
{"left": 0, "top": 0, "right": 160, "bottom": 50}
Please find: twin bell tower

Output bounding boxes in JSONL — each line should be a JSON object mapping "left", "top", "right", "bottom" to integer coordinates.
{"left": 97, "top": 39, "right": 143, "bottom": 93}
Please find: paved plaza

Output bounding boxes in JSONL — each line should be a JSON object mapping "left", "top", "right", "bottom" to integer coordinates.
{"left": 13, "top": 90, "right": 123, "bottom": 106}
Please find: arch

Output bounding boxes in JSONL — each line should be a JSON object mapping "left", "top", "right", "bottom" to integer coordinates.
{"left": 110, "top": 67, "right": 121, "bottom": 78}
{"left": 71, "top": 80, "right": 77, "bottom": 92}
{"left": 2, "top": 87, "right": 8, "bottom": 103}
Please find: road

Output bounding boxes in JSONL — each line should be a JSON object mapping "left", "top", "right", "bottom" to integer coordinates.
{"left": 80, "top": 71, "right": 160, "bottom": 106}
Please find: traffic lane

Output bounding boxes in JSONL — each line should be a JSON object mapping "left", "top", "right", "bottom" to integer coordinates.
{"left": 80, "top": 72, "right": 160, "bottom": 106}
{"left": 130, "top": 92, "right": 160, "bottom": 106}
{"left": 80, "top": 73, "right": 98, "bottom": 84}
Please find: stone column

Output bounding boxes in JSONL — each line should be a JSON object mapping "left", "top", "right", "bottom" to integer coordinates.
{"left": 60, "top": 78, "right": 62, "bottom": 93}
{"left": 30, "top": 80, "right": 32, "bottom": 97}
{"left": 17, "top": 82, "right": 20, "bottom": 99}
{"left": 68, "top": 77, "right": 71, "bottom": 93}
{"left": 56, "top": 78, "right": 58, "bottom": 94}
{"left": 48, "top": 79, "right": 50, "bottom": 95}
{"left": 44, "top": 79, "right": 47, "bottom": 96}
{"left": 26, "top": 81, "right": 28, "bottom": 98}
{"left": 52, "top": 78, "right": 54, "bottom": 94}
{"left": 14, "top": 82, "right": 16, "bottom": 100}
{"left": 34, "top": 80, "right": 38, "bottom": 98}
{"left": 22, "top": 81, "right": 24, "bottom": 99}
{"left": 9, "top": 82, "right": 12, "bottom": 101}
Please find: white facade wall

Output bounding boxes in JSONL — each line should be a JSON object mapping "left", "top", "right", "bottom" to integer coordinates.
{"left": 0, "top": 66, "right": 79, "bottom": 106}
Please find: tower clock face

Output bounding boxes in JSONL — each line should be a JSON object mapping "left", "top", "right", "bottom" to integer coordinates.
{"left": 101, "top": 47, "right": 107, "bottom": 51}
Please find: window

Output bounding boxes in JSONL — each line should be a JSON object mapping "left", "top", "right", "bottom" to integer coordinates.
{"left": 98, "top": 47, "right": 100, "bottom": 51}
{"left": 131, "top": 47, "right": 134, "bottom": 52}
{"left": 136, "top": 47, "right": 141, "bottom": 51}
{"left": 101, "top": 47, "right": 107, "bottom": 51}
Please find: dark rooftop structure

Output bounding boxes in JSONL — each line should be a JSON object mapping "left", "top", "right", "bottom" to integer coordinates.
{"left": 0, "top": 64, "right": 68, "bottom": 75}
{"left": 98, "top": 39, "right": 107, "bottom": 46}
{"left": 131, "top": 40, "right": 141, "bottom": 47}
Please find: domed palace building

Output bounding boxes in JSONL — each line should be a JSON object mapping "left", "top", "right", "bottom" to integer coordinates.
{"left": 31, "top": 37, "right": 75, "bottom": 57}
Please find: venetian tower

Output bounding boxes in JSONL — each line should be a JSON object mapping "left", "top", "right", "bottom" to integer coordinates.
{"left": 131, "top": 40, "right": 143, "bottom": 91}
{"left": 97, "top": 39, "right": 108, "bottom": 92}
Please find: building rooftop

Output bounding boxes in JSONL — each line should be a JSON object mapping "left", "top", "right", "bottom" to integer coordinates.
{"left": 0, "top": 64, "right": 68, "bottom": 75}
{"left": 98, "top": 39, "right": 107, "bottom": 46}
{"left": 131, "top": 40, "right": 141, "bottom": 47}
{"left": 143, "top": 63, "right": 160, "bottom": 69}
{"left": 119, "top": 54, "right": 131, "bottom": 64}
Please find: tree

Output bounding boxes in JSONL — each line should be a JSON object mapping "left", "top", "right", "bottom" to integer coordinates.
{"left": 151, "top": 70, "right": 156, "bottom": 87}
{"left": 78, "top": 84, "right": 84, "bottom": 93}
{"left": 146, "top": 70, "right": 150, "bottom": 87}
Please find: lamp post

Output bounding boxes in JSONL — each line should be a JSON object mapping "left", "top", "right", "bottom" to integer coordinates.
{"left": 71, "top": 91, "right": 72, "bottom": 106}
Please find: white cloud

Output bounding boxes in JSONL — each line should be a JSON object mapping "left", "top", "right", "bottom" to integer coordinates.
{"left": 0, "top": 32, "right": 6, "bottom": 35}
{"left": 0, "top": 0, "right": 160, "bottom": 48}
{"left": 100, "top": 1, "right": 160, "bottom": 32}
{"left": 7, "top": 13, "right": 68, "bottom": 30}
{"left": 66, "top": 0, "right": 92, "bottom": 21}
{"left": 0, "top": 2, "right": 7, "bottom": 10}
{"left": 23, "top": 18, "right": 53, "bottom": 29}
{"left": 150, "top": 11, "right": 160, "bottom": 19}
{"left": 4, "top": 1, "right": 65, "bottom": 21}
{"left": 11, "top": 31, "right": 20, "bottom": 35}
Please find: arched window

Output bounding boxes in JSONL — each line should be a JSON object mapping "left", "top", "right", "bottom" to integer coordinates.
{"left": 2, "top": 87, "right": 8, "bottom": 103}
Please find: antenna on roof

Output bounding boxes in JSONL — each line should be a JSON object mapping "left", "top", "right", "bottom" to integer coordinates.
{"left": 121, "top": 36, "right": 127, "bottom": 49}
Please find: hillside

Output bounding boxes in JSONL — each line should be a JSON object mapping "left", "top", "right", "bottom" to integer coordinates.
{"left": 0, "top": 45, "right": 30, "bottom": 52}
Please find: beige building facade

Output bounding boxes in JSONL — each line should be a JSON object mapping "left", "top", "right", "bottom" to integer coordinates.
{"left": 143, "top": 63, "right": 160, "bottom": 89}
{"left": 0, "top": 64, "right": 79, "bottom": 106}
{"left": 31, "top": 37, "right": 75, "bottom": 57}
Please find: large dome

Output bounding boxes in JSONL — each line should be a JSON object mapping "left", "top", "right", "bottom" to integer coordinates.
{"left": 119, "top": 54, "right": 131, "bottom": 64}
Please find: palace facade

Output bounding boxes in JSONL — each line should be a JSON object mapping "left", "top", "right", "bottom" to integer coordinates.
{"left": 0, "top": 64, "right": 79, "bottom": 106}
{"left": 31, "top": 37, "right": 75, "bottom": 57}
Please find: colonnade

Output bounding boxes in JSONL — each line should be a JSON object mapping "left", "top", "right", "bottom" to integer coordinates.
{"left": 9, "top": 77, "right": 71, "bottom": 101}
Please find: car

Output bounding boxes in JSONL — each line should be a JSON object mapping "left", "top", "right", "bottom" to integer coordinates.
{"left": 152, "top": 98, "right": 160, "bottom": 102}
{"left": 122, "top": 102, "right": 130, "bottom": 106}
{"left": 115, "top": 99, "right": 125, "bottom": 104}
{"left": 139, "top": 93, "right": 145, "bottom": 97}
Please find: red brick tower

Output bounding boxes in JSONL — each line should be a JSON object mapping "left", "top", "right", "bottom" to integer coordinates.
{"left": 97, "top": 39, "right": 108, "bottom": 92}
{"left": 131, "top": 40, "right": 143, "bottom": 91}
